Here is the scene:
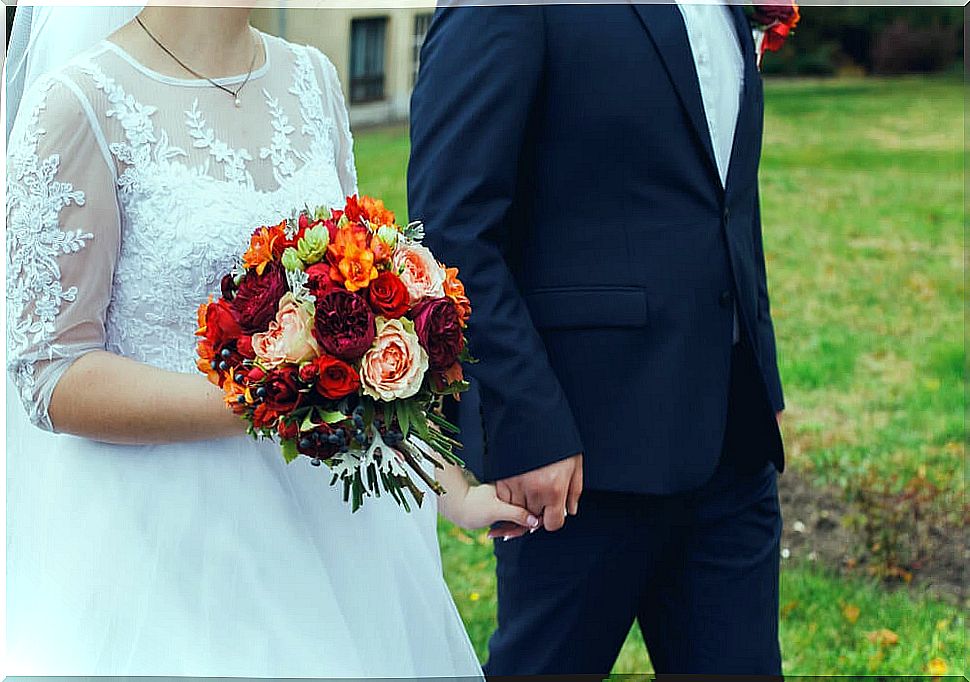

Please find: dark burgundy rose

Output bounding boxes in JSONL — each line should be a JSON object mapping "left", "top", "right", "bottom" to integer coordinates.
{"left": 230, "top": 262, "right": 288, "bottom": 334}
{"left": 296, "top": 423, "right": 338, "bottom": 462}
{"left": 410, "top": 297, "right": 464, "bottom": 371}
{"left": 221, "top": 274, "right": 237, "bottom": 301}
{"left": 752, "top": 2, "right": 798, "bottom": 25}
{"left": 262, "top": 366, "right": 303, "bottom": 412}
{"left": 313, "top": 288, "right": 376, "bottom": 361}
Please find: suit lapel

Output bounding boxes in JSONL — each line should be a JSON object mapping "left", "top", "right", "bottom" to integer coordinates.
{"left": 630, "top": 3, "right": 719, "bottom": 186}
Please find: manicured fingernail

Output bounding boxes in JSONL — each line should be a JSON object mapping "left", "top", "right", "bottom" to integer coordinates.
{"left": 529, "top": 526, "right": 538, "bottom": 534}
{"left": 527, "top": 515, "right": 539, "bottom": 528}
{"left": 503, "top": 535, "right": 511, "bottom": 542}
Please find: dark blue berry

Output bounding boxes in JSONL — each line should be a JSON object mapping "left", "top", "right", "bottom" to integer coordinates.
{"left": 221, "top": 348, "right": 231, "bottom": 358}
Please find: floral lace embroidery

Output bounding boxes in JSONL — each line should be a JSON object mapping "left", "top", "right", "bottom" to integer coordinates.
{"left": 7, "top": 42, "right": 357, "bottom": 428}
{"left": 5, "top": 76, "right": 93, "bottom": 423}
{"left": 259, "top": 89, "right": 298, "bottom": 184}
{"left": 186, "top": 98, "right": 256, "bottom": 189}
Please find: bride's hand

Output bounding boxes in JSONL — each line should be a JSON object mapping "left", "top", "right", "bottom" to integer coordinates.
{"left": 439, "top": 481, "right": 539, "bottom": 539}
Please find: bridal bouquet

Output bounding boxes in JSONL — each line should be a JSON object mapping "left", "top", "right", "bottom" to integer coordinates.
{"left": 196, "top": 195, "right": 472, "bottom": 512}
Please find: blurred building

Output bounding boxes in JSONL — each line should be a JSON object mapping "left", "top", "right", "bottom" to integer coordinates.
{"left": 252, "top": 7, "right": 434, "bottom": 127}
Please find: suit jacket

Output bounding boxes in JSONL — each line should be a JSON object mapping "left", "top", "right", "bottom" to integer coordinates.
{"left": 408, "top": 3, "right": 785, "bottom": 495}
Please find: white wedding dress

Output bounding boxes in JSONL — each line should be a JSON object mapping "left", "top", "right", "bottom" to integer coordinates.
{"left": 5, "top": 30, "right": 482, "bottom": 678}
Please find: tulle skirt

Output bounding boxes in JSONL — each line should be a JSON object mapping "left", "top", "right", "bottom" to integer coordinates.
{"left": 5, "top": 378, "right": 483, "bottom": 678}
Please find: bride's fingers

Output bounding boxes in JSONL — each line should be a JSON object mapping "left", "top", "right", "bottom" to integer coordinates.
{"left": 491, "top": 497, "right": 540, "bottom": 531}
{"left": 486, "top": 521, "right": 529, "bottom": 540}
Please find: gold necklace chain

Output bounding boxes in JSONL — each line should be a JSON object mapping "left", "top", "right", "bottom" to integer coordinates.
{"left": 135, "top": 15, "right": 258, "bottom": 108}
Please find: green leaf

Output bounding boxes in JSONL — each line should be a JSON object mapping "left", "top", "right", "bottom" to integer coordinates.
{"left": 281, "top": 439, "right": 300, "bottom": 464}
{"left": 396, "top": 401, "right": 412, "bottom": 436}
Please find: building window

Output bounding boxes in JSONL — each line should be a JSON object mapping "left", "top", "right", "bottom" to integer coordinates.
{"left": 412, "top": 12, "right": 434, "bottom": 86}
{"left": 350, "top": 17, "right": 388, "bottom": 104}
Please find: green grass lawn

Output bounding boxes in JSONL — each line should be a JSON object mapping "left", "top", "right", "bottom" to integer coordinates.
{"left": 354, "top": 76, "right": 966, "bottom": 677}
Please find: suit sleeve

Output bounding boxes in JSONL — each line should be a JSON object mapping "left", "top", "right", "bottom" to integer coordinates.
{"left": 752, "top": 187, "right": 785, "bottom": 412}
{"left": 407, "top": 6, "right": 584, "bottom": 482}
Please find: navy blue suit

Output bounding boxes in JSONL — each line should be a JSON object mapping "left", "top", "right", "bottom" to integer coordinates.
{"left": 409, "top": 3, "right": 785, "bottom": 675}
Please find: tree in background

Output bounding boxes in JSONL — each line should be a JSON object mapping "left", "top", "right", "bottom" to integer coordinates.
{"left": 761, "top": 7, "right": 963, "bottom": 77}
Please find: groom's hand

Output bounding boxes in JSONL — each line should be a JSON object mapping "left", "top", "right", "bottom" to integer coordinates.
{"left": 495, "top": 454, "right": 583, "bottom": 533}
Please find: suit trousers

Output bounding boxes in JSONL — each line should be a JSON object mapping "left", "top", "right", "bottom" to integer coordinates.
{"left": 484, "top": 340, "right": 784, "bottom": 678}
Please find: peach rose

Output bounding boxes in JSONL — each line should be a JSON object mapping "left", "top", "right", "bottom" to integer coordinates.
{"left": 392, "top": 242, "right": 446, "bottom": 304}
{"left": 360, "top": 317, "right": 429, "bottom": 401}
{"left": 252, "top": 293, "right": 320, "bottom": 368}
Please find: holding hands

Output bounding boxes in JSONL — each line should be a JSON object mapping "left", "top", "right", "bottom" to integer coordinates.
{"left": 436, "top": 454, "right": 583, "bottom": 540}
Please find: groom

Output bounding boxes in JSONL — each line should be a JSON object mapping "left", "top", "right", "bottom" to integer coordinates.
{"left": 409, "top": 2, "right": 786, "bottom": 676}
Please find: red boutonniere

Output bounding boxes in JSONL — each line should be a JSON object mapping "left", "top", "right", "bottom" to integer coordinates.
{"left": 749, "top": 1, "right": 800, "bottom": 69}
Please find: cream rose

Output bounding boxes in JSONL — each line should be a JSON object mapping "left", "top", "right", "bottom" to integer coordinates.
{"left": 252, "top": 293, "right": 320, "bottom": 367}
{"left": 392, "top": 242, "right": 446, "bottom": 303}
{"left": 360, "top": 317, "right": 429, "bottom": 401}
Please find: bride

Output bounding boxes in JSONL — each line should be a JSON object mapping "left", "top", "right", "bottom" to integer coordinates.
{"left": 5, "top": 6, "right": 537, "bottom": 676}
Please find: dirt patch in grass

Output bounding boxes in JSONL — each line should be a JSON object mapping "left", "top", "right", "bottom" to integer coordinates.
{"left": 778, "top": 469, "right": 968, "bottom": 607}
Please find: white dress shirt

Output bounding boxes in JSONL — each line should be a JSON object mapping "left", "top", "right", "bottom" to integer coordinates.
{"left": 675, "top": 1, "right": 745, "bottom": 186}
{"left": 675, "top": 1, "right": 745, "bottom": 342}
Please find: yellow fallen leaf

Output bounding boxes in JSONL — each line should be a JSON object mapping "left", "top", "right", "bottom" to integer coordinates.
{"left": 927, "top": 658, "right": 947, "bottom": 675}
{"left": 865, "top": 628, "right": 900, "bottom": 646}
{"left": 781, "top": 600, "right": 799, "bottom": 618}
{"left": 843, "top": 604, "right": 861, "bottom": 624}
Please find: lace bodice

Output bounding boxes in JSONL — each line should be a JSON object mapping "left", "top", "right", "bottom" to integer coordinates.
{"left": 6, "top": 31, "right": 357, "bottom": 430}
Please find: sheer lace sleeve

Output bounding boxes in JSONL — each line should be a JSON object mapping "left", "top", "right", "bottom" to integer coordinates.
{"left": 6, "top": 73, "right": 120, "bottom": 431}
{"left": 314, "top": 49, "right": 357, "bottom": 198}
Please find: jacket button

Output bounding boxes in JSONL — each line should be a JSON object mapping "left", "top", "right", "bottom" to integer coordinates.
{"left": 719, "top": 290, "right": 733, "bottom": 307}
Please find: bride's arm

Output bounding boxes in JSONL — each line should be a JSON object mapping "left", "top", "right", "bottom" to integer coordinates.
{"left": 49, "top": 352, "right": 243, "bottom": 444}
{"left": 7, "top": 75, "right": 243, "bottom": 445}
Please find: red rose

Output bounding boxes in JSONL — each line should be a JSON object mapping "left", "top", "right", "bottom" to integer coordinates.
{"left": 299, "top": 361, "right": 320, "bottom": 384}
{"left": 262, "top": 366, "right": 303, "bottom": 412}
{"left": 204, "top": 299, "right": 243, "bottom": 350}
{"left": 277, "top": 419, "right": 300, "bottom": 440}
{"left": 314, "top": 355, "right": 362, "bottom": 400}
{"left": 230, "top": 262, "right": 288, "bottom": 334}
{"left": 252, "top": 403, "right": 280, "bottom": 430}
{"left": 306, "top": 262, "right": 337, "bottom": 298}
{"left": 236, "top": 335, "right": 255, "bottom": 359}
{"left": 313, "top": 288, "right": 376, "bottom": 361}
{"left": 410, "top": 297, "right": 465, "bottom": 371}
{"left": 368, "top": 271, "right": 410, "bottom": 319}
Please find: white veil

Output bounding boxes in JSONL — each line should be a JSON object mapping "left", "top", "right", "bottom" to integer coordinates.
{"left": 4, "top": 5, "right": 144, "bottom": 142}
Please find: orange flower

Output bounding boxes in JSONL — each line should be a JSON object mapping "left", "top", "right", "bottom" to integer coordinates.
{"left": 444, "top": 267, "right": 472, "bottom": 326}
{"left": 195, "top": 297, "right": 212, "bottom": 337}
{"left": 369, "top": 232, "right": 393, "bottom": 265}
{"left": 328, "top": 224, "right": 378, "bottom": 291}
{"left": 335, "top": 240, "right": 379, "bottom": 292}
{"left": 442, "top": 361, "right": 464, "bottom": 385}
{"left": 222, "top": 371, "right": 252, "bottom": 415}
{"left": 361, "top": 196, "right": 395, "bottom": 227}
{"left": 196, "top": 338, "right": 220, "bottom": 385}
{"left": 243, "top": 222, "right": 286, "bottom": 275}
{"left": 327, "top": 223, "right": 369, "bottom": 261}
